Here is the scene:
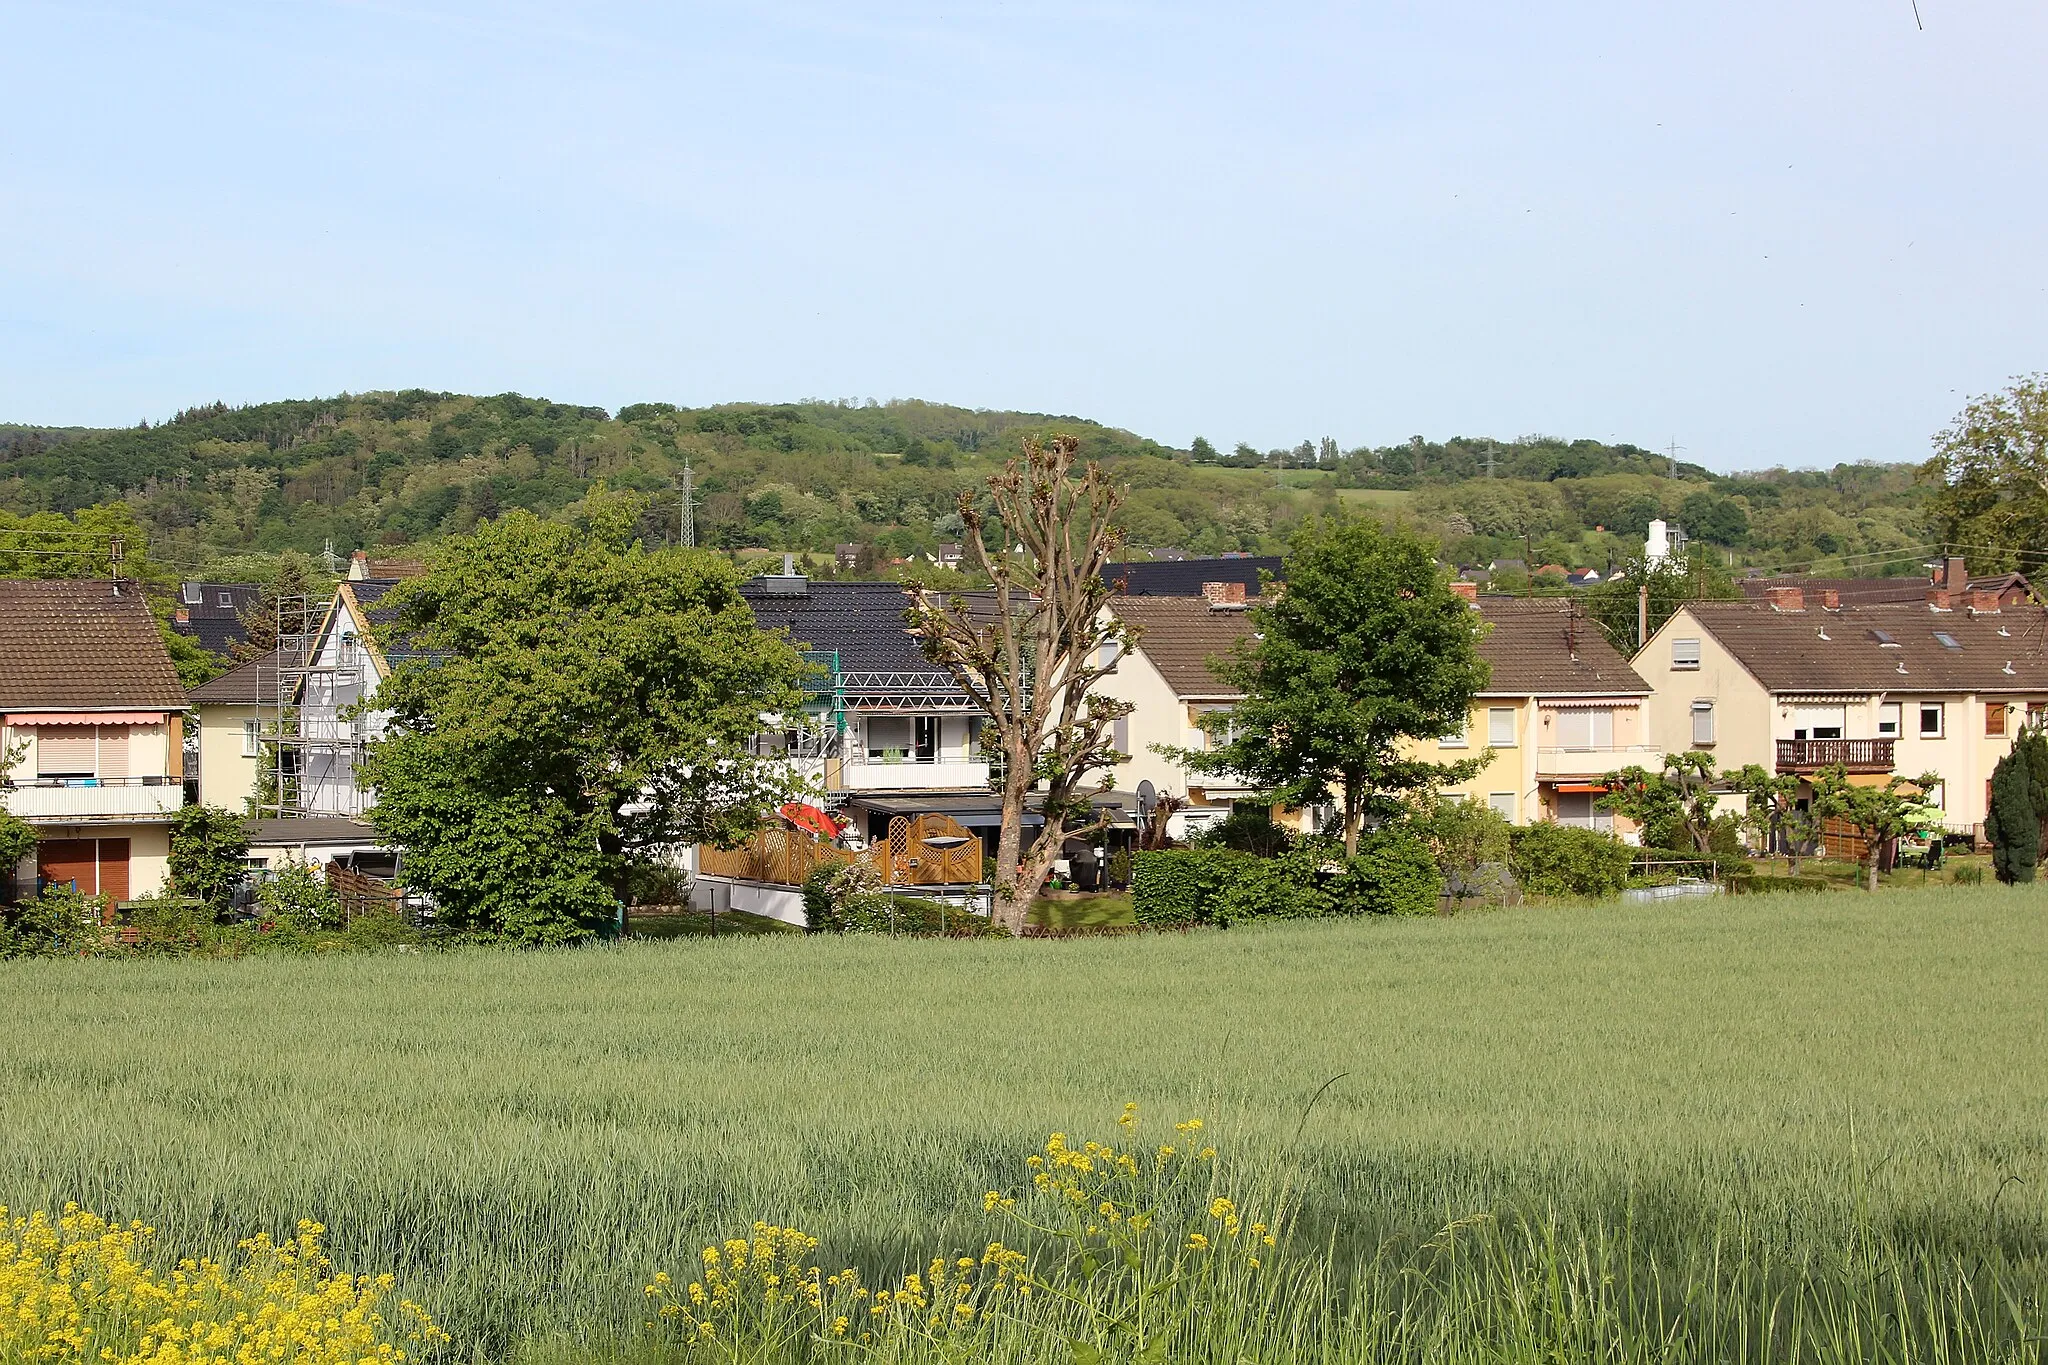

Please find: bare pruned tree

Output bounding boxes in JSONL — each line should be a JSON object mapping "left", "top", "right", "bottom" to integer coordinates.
{"left": 904, "top": 435, "right": 1134, "bottom": 935}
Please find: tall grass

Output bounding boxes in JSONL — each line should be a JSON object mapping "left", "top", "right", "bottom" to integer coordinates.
{"left": 1, "top": 886, "right": 2043, "bottom": 1360}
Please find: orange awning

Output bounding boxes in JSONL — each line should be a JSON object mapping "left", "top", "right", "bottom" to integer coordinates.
{"left": 5, "top": 712, "right": 169, "bottom": 725}
{"left": 1554, "top": 782, "right": 1610, "bottom": 794}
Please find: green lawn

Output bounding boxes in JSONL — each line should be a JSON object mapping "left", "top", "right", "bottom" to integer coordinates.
{"left": 1028, "top": 891, "right": 1135, "bottom": 928}
{"left": 2, "top": 886, "right": 2043, "bottom": 1359}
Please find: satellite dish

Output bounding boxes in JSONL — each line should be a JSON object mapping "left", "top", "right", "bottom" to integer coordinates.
{"left": 1137, "top": 780, "right": 1156, "bottom": 820}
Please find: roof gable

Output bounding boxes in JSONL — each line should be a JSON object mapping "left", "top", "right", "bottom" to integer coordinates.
{"left": 1109, "top": 597, "right": 1254, "bottom": 697}
{"left": 1474, "top": 598, "right": 1651, "bottom": 696}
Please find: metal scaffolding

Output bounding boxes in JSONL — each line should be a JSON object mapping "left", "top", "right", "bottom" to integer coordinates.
{"left": 258, "top": 593, "right": 372, "bottom": 818}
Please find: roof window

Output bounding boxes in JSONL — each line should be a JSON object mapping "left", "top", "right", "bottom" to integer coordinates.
{"left": 1934, "top": 631, "right": 1961, "bottom": 650}
{"left": 1867, "top": 629, "right": 1899, "bottom": 647}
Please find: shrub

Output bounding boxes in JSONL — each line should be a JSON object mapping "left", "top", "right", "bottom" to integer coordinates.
{"left": 1106, "top": 847, "right": 1133, "bottom": 888}
{"left": 1736, "top": 874, "right": 1833, "bottom": 895}
{"left": 1209, "top": 846, "right": 1330, "bottom": 925}
{"left": 167, "top": 804, "right": 250, "bottom": 913}
{"left": 1191, "top": 804, "right": 1296, "bottom": 858}
{"left": 1414, "top": 797, "right": 1515, "bottom": 900}
{"left": 256, "top": 858, "right": 344, "bottom": 931}
{"left": 1132, "top": 848, "right": 1250, "bottom": 925}
{"left": 800, "top": 857, "right": 851, "bottom": 931}
{"left": 0, "top": 883, "right": 108, "bottom": 958}
{"left": 1330, "top": 827, "right": 1443, "bottom": 916}
{"left": 1509, "top": 823, "right": 1635, "bottom": 899}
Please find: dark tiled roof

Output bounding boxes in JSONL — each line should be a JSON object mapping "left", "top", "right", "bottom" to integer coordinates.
{"left": 0, "top": 579, "right": 188, "bottom": 711}
{"left": 188, "top": 650, "right": 282, "bottom": 705}
{"left": 1682, "top": 602, "right": 2048, "bottom": 693}
{"left": 174, "top": 617, "right": 249, "bottom": 654}
{"left": 244, "top": 816, "right": 381, "bottom": 847}
{"left": 1109, "top": 597, "right": 1255, "bottom": 697}
{"left": 179, "top": 582, "right": 261, "bottom": 619}
{"left": 1102, "top": 556, "right": 1283, "bottom": 597}
{"left": 739, "top": 578, "right": 939, "bottom": 673}
{"left": 1475, "top": 598, "right": 1650, "bottom": 695}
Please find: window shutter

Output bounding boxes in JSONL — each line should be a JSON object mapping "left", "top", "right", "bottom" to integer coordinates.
{"left": 37, "top": 728, "right": 94, "bottom": 776}
{"left": 97, "top": 727, "right": 131, "bottom": 779}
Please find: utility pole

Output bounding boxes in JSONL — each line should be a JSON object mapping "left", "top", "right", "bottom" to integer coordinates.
{"left": 677, "top": 461, "right": 698, "bottom": 549}
{"left": 1666, "top": 438, "right": 1685, "bottom": 479}
{"left": 1638, "top": 583, "right": 1650, "bottom": 649}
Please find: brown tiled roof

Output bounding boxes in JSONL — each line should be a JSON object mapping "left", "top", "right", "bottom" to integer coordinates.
{"left": 187, "top": 649, "right": 282, "bottom": 705}
{"left": 0, "top": 579, "right": 189, "bottom": 711}
{"left": 1740, "top": 576, "right": 1931, "bottom": 605}
{"left": 1110, "top": 597, "right": 1255, "bottom": 698}
{"left": 1681, "top": 601, "right": 2048, "bottom": 693}
{"left": 1474, "top": 598, "right": 1650, "bottom": 696}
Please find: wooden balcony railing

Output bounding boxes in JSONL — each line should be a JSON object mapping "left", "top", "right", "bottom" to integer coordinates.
{"left": 1775, "top": 738, "right": 1894, "bottom": 772}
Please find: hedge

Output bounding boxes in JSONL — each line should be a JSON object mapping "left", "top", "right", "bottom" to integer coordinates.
{"left": 1134, "top": 831, "right": 1443, "bottom": 925}
{"left": 1132, "top": 848, "right": 1252, "bottom": 925}
{"left": 1508, "top": 823, "right": 1634, "bottom": 899}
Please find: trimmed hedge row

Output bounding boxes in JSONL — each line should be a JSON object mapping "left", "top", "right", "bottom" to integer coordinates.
{"left": 1133, "top": 829, "right": 1441, "bottom": 926}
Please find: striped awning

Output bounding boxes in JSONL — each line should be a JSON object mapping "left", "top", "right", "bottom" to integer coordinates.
{"left": 5, "top": 712, "right": 169, "bottom": 725}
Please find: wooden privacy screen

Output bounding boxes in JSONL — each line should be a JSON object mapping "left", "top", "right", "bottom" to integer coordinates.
{"left": 698, "top": 816, "right": 983, "bottom": 889}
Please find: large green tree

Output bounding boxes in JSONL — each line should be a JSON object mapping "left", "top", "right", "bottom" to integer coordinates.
{"left": 1985, "top": 748, "right": 2037, "bottom": 885}
{"left": 361, "top": 498, "right": 813, "bottom": 944}
{"left": 1599, "top": 752, "right": 1719, "bottom": 852}
{"left": 1179, "top": 516, "right": 1490, "bottom": 855}
{"left": 167, "top": 805, "right": 251, "bottom": 914}
{"left": 1728, "top": 764, "right": 1817, "bottom": 873}
{"left": 1810, "top": 765, "right": 1942, "bottom": 893}
{"left": 1922, "top": 374, "right": 2048, "bottom": 567}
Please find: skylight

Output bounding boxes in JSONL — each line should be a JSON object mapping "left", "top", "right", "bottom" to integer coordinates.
{"left": 1868, "top": 629, "right": 1898, "bottom": 647}
{"left": 1934, "top": 631, "right": 1961, "bottom": 650}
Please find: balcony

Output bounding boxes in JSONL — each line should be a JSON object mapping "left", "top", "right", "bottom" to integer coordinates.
{"left": 3, "top": 777, "right": 183, "bottom": 821}
{"left": 1535, "top": 744, "right": 1662, "bottom": 778}
{"left": 836, "top": 754, "right": 991, "bottom": 792}
{"left": 1776, "top": 738, "right": 1894, "bottom": 773}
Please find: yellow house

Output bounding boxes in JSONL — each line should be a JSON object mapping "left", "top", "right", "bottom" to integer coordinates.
{"left": 1418, "top": 594, "right": 1655, "bottom": 828}
{"left": 187, "top": 650, "right": 280, "bottom": 813}
{"left": 1637, "top": 589, "right": 2048, "bottom": 834}
{"left": 1101, "top": 590, "right": 1654, "bottom": 836}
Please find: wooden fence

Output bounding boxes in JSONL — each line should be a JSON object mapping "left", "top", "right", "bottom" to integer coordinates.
{"left": 325, "top": 861, "right": 403, "bottom": 922}
{"left": 699, "top": 814, "right": 983, "bottom": 889}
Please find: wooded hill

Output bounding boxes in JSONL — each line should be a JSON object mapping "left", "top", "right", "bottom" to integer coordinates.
{"left": 0, "top": 392, "right": 1936, "bottom": 580}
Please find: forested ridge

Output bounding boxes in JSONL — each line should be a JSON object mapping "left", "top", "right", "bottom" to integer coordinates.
{"left": 0, "top": 391, "right": 1938, "bottom": 578}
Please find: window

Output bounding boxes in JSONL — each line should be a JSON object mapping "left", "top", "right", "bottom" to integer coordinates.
{"left": 242, "top": 720, "right": 261, "bottom": 758}
{"left": 1691, "top": 701, "right": 1716, "bottom": 746}
{"left": 1555, "top": 709, "right": 1613, "bottom": 750}
{"left": 36, "top": 728, "right": 94, "bottom": 779}
{"left": 1487, "top": 707, "right": 1517, "bottom": 746}
{"left": 865, "top": 716, "right": 911, "bottom": 761}
{"left": 1672, "top": 638, "right": 1701, "bottom": 670}
{"left": 1919, "top": 702, "right": 1945, "bottom": 738}
{"left": 1440, "top": 713, "right": 1469, "bottom": 748}
{"left": 218, "top": 591, "right": 234, "bottom": 608}
{"left": 1868, "top": 629, "right": 1898, "bottom": 647}
{"left": 1877, "top": 702, "right": 1901, "bottom": 738}
{"left": 1112, "top": 716, "right": 1129, "bottom": 755}
{"left": 1987, "top": 703, "right": 2007, "bottom": 737}
{"left": 1487, "top": 792, "right": 1516, "bottom": 819}
{"left": 913, "top": 716, "right": 938, "bottom": 761}
{"left": 1934, "top": 631, "right": 1961, "bottom": 650}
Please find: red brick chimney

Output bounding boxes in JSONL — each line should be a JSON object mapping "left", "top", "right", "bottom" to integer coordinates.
{"left": 1970, "top": 588, "right": 2002, "bottom": 613}
{"left": 1763, "top": 586, "right": 1805, "bottom": 611}
{"left": 1450, "top": 581, "right": 1479, "bottom": 604}
{"left": 1927, "top": 587, "right": 1952, "bottom": 610}
{"left": 1819, "top": 588, "right": 1841, "bottom": 610}
{"left": 1200, "top": 581, "right": 1246, "bottom": 606}
{"left": 1943, "top": 555, "right": 1968, "bottom": 591}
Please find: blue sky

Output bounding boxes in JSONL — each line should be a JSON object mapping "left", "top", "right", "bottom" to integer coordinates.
{"left": 4, "top": 1, "right": 2042, "bottom": 470}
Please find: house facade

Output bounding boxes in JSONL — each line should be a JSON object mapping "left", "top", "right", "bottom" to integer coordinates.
{"left": 0, "top": 580, "right": 191, "bottom": 900}
{"left": 187, "top": 649, "right": 279, "bottom": 812}
{"left": 1095, "top": 595, "right": 1263, "bottom": 840}
{"left": 739, "top": 569, "right": 997, "bottom": 847}
{"left": 1639, "top": 588, "right": 2048, "bottom": 834}
{"left": 1412, "top": 594, "right": 1655, "bottom": 829}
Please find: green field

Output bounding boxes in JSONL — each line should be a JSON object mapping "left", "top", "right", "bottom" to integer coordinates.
{"left": 3, "top": 887, "right": 2044, "bottom": 1361}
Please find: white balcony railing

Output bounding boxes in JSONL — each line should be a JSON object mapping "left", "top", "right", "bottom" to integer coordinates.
{"left": 837, "top": 757, "right": 991, "bottom": 792}
{"left": 4, "top": 779, "right": 184, "bottom": 821}
{"left": 1535, "top": 744, "right": 1662, "bottom": 777}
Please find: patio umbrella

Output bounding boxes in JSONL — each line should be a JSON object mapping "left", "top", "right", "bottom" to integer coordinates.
{"left": 779, "top": 802, "right": 845, "bottom": 839}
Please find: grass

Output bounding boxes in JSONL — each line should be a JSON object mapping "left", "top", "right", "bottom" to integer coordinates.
{"left": 624, "top": 907, "right": 799, "bottom": 938}
{"left": 2, "top": 885, "right": 2044, "bottom": 1361}
{"left": 1027, "top": 891, "right": 1134, "bottom": 928}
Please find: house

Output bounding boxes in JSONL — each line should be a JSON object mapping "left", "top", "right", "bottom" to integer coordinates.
{"left": 929, "top": 543, "right": 964, "bottom": 570}
{"left": 282, "top": 578, "right": 410, "bottom": 817}
{"left": 738, "top": 566, "right": 995, "bottom": 847}
{"left": 834, "top": 543, "right": 864, "bottom": 571}
{"left": 0, "top": 579, "right": 191, "bottom": 900}
{"left": 1416, "top": 591, "right": 1655, "bottom": 829}
{"left": 186, "top": 649, "right": 282, "bottom": 811}
{"left": 346, "top": 551, "right": 426, "bottom": 581}
{"left": 1567, "top": 568, "right": 1603, "bottom": 587}
{"left": 1096, "top": 595, "right": 1263, "bottom": 840}
{"left": 171, "top": 581, "right": 261, "bottom": 656}
{"left": 1101, "top": 555, "right": 1283, "bottom": 598}
{"left": 1637, "top": 586, "right": 2048, "bottom": 837}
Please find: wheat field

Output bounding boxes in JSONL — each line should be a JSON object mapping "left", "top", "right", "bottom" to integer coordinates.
{"left": 2, "top": 887, "right": 2044, "bottom": 1360}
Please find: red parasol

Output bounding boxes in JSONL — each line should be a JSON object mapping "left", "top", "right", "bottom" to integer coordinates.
{"left": 779, "top": 802, "right": 845, "bottom": 839}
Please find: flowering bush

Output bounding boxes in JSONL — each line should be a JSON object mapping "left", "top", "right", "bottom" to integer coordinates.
{"left": 0, "top": 1204, "right": 445, "bottom": 1365}
{"left": 646, "top": 1106, "right": 1279, "bottom": 1360}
